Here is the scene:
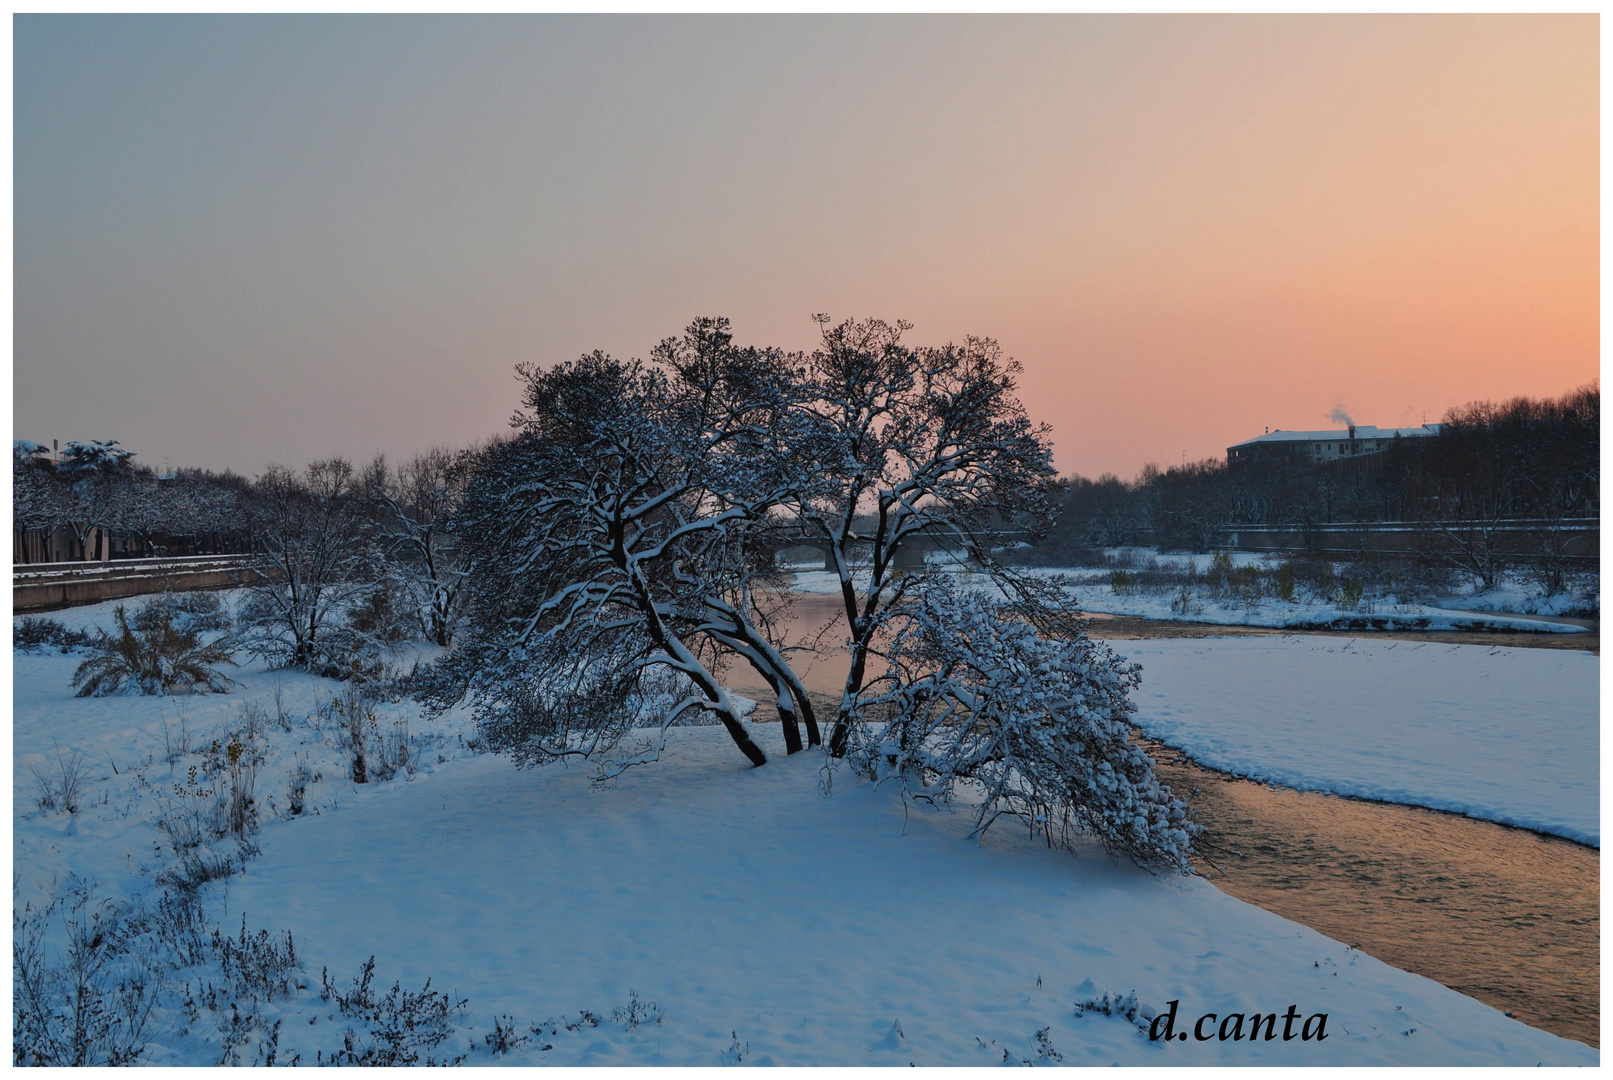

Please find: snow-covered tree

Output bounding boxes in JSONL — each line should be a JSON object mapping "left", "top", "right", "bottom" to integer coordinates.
{"left": 238, "top": 459, "right": 380, "bottom": 674}
{"left": 14, "top": 439, "right": 50, "bottom": 466}
{"left": 438, "top": 321, "right": 815, "bottom": 766}
{"left": 377, "top": 448, "right": 470, "bottom": 647}
{"left": 56, "top": 440, "right": 135, "bottom": 476}
{"left": 843, "top": 577, "right": 1197, "bottom": 869}
{"left": 434, "top": 313, "right": 1193, "bottom": 866}
{"left": 782, "top": 316, "right": 1061, "bottom": 757}
{"left": 13, "top": 456, "right": 63, "bottom": 534}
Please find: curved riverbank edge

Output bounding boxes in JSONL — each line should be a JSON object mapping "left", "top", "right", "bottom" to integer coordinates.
{"left": 1147, "top": 741, "right": 1599, "bottom": 1048}
{"left": 1144, "top": 735, "right": 1598, "bottom": 849}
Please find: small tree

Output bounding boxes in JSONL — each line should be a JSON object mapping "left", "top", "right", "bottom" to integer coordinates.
{"left": 238, "top": 459, "right": 378, "bottom": 674}
{"left": 377, "top": 449, "right": 469, "bottom": 647}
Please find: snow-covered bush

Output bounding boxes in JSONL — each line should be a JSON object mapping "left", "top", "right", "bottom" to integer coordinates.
{"left": 71, "top": 601, "right": 235, "bottom": 697}
{"left": 14, "top": 616, "right": 93, "bottom": 653}
{"left": 345, "top": 579, "right": 414, "bottom": 648}
{"left": 316, "top": 957, "right": 468, "bottom": 1066}
{"left": 844, "top": 580, "right": 1197, "bottom": 870}
{"left": 165, "top": 591, "right": 232, "bottom": 634}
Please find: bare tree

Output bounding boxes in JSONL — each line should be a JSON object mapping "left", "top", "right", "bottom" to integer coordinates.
{"left": 377, "top": 449, "right": 469, "bottom": 647}
{"left": 238, "top": 459, "right": 379, "bottom": 673}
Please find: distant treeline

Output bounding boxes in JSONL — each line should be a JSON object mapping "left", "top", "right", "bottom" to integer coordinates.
{"left": 13, "top": 440, "right": 255, "bottom": 561}
{"left": 1049, "top": 384, "right": 1599, "bottom": 553}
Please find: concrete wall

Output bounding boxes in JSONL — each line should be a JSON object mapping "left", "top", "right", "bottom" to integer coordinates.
{"left": 13, "top": 556, "right": 256, "bottom": 612}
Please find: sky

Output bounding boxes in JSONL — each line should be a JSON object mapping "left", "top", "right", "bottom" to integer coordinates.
{"left": 14, "top": 15, "right": 1599, "bottom": 481}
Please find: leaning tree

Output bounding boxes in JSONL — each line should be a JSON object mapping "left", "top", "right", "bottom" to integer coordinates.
{"left": 432, "top": 320, "right": 816, "bottom": 768}
{"left": 432, "top": 315, "right": 1196, "bottom": 867}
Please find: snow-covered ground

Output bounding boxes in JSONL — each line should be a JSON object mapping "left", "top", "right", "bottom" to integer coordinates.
{"left": 1058, "top": 583, "right": 1590, "bottom": 634}
{"left": 14, "top": 597, "right": 477, "bottom": 918}
{"left": 223, "top": 727, "right": 1593, "bottom": 1065}
{"left": 1121, "top": 637, "right": 1600, "bottom": 846}
{"left": 790, "top": 565, "right": 1590, "bottom": 633}
{"left": 12, "top": 596, "right": 1598, "bottom": 1064}
{"left": 1435, "top": 580, "right": 1599, "bottom": 619}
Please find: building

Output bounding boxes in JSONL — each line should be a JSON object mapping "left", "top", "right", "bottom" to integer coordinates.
{"left": 1227, "top": 423, "right": 1440, "bottom": 468}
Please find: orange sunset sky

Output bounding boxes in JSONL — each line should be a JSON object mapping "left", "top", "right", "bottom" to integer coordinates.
{"left": 14, "top": 15, "right": 1599, "bottom": 479}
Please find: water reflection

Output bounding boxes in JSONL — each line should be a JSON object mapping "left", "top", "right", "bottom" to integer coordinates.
{"left": 1151, "top": 745, "right": 1598, "bottom": 1048}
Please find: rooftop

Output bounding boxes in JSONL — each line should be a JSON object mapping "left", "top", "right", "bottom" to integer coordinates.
{"left": 1229, "top": 424, "right": 1440, "bottom": 450}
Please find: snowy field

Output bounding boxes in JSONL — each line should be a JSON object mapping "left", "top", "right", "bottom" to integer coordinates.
{"left": 1121, "top": 637, "right": 1600, "bottom": 846}
{"left": 12, "top": 596, "right": 1598, "bottom": 1064}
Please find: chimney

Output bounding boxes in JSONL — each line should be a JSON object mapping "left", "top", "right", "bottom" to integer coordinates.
{"left": 1347, "top": 424, "right": 1356, "bottom": 441}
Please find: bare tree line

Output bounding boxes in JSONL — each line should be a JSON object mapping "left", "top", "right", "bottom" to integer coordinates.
{"left": 1040, "top": 383, "right": 1599, "bottom": 588}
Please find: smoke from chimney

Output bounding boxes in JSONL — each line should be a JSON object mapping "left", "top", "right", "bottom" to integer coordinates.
{"left": 1326, "top": 405, "right": 1354, "bottom": 428}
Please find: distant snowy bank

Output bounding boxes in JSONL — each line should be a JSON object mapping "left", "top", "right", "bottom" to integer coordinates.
{"left": 1060, "top": 585, "right": 1590, "bottom": 634}
{"left": 790, "top": 564, "right": 1591, "bottom": 634}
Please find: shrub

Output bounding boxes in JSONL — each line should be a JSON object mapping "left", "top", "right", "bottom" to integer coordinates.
{"left": 71, "top": 601, "right": 235, "bottom": 697}
{"left": 347, "top": 581, "right": 414, "bottom": 646}
{"left": 15, "top": 616, "right": 93, "bottom": 652}
{"left": 212, "top": 916, "right": 301, "bottom": 1002}
{"left": 205, "top": 731, "right": 263, "bottom": 839}
{"left": 29, "top": 744, "right": 89, "bottom": 815}
{"left": 1275, "top": 561, "right": 1297, "bottom": 602}
{"left": 317, "top": 957, "right": 468, "bottom": 1066}
{"left": 165, "top": 591, "right": 232, "bottom": 633}
{"left": 13, "top": 885, "right": 161, "bottom": 1066}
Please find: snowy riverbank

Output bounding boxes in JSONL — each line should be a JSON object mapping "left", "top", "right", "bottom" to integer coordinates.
{"left": 12, "top": 597, "right": 1597, "bottom": 1064}
{"left": 222, "top": 726, "right": 1594, "bottom": 1065}
{"left": 1119, "top": 637, "right": 1600, "bottom": 846}
{"left": 788, "top": 565, "right": 1592, "bottom": 634}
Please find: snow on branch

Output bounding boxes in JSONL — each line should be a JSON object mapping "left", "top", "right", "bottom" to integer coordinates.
{"left": 842, "top": 578, "right": 1198, "bottom": 870}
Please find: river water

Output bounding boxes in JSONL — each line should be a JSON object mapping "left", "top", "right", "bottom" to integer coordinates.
{"left": 726, "top": 591, "right": 1599, "bottom": 1048}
